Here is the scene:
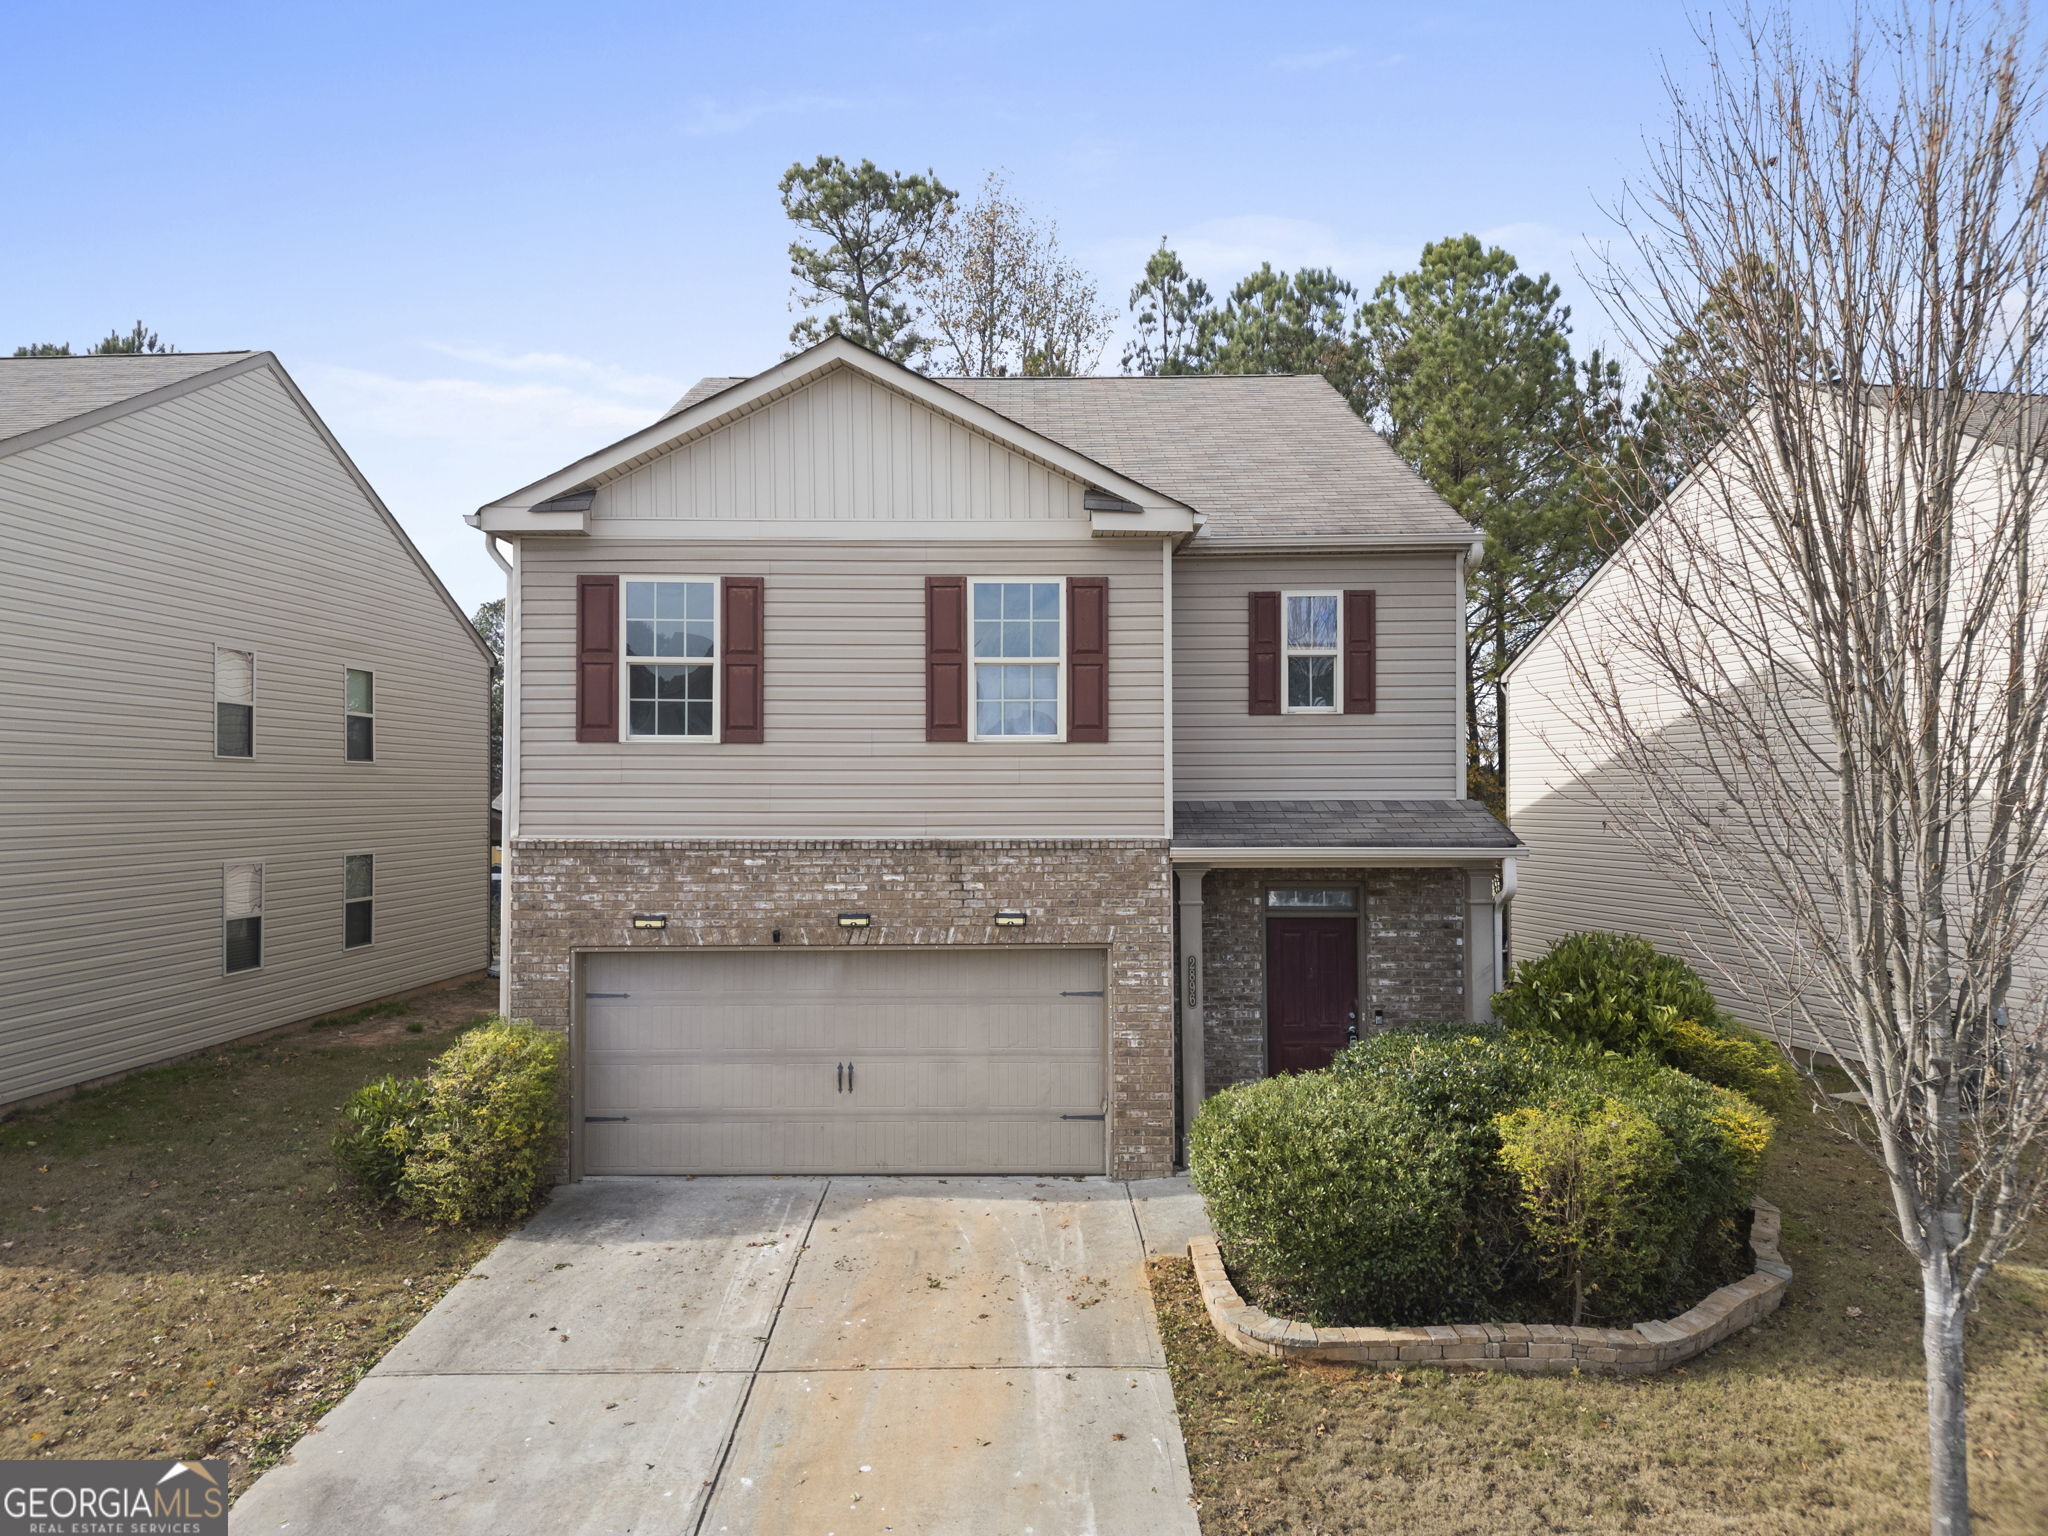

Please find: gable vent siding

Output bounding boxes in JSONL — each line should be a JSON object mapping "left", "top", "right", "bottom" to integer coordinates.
{"left": 1067, "top": 576, "right": 1110, "bottom": 743}
{"left": 720, "top": 577, "right": 766, "bottom": 743}
{"left": 575, "top": 574, "right": 620, "bottom": 743}
{"left": 925, "top": 576, "right": 969, "bottom": 742}
{"left": 1248, "top": 591, "right": 1281, "bottom": 715}
{"left": 1343, "top": 589, "right": 1378, "bottom": 714}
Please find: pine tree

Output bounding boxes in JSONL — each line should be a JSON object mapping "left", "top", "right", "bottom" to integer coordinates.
{"left": 780, "top": 156, "right": 955, "bottom": 362}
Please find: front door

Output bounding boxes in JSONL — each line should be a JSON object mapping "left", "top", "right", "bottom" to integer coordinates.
{"left": 1266, "top": 916, "right": 1359, "bottom": 1074}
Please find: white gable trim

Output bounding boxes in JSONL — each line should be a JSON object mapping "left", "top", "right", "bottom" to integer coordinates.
{"left": 473, "top": 337, "right": 1195, "bottom": 533}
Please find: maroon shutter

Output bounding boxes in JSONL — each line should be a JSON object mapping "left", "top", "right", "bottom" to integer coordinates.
{"left": 925, "top": 577, "right": 968, "bottom": 741}
{"left": 1343, "top": 589, "right": 1378, "bottom": 714}
{"left": 1067, "top": 576, "right": 1109, "bottom": 743}
{"left": 575, "top": 574, "right": 619, "bottom": 742}
{"left": 720, "top": 577, "right": 764, "bottom": 743}
{"left": 1248, "top": 591, "right": 1281, "bottom": 715}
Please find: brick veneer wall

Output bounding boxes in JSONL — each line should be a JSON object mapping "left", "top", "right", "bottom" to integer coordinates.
{"left": 507, "top": 838, "right": 1176, "bottom": 1179}
{"left": 1199, "top": 866, "right": 1467, "bottom": 1095}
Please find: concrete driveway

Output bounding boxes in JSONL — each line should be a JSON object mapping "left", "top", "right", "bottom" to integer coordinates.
{"left": 232, "top": 1175, "right": 1207, "bottom": 1535}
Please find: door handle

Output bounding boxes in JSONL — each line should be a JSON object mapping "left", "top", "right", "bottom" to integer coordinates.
{"left": 847, "top": 1061, "right": 855, "bottom": 1092}
{"left": 836, "top": 1062, "right": 844, "bottom": 1093}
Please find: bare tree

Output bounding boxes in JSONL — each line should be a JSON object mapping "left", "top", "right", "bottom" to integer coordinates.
{"left": 914, "top": 172, "right": 1115, "bottom": 377}
{"left": 1568, "top": 7, "right": 2048, "bottom": 1532}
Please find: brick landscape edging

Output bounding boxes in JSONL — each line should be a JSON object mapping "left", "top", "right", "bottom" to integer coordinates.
{"left": 1188, "top": 1198, "right": 1788, "bottom": 1375}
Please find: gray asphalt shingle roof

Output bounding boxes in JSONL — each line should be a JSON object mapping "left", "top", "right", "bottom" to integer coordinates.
{"left": 0, "top": 352, "right": 256, "bottom": 443}
{"left": 939, "top": 374, "right": 1473, "bottom": 543}
{"left": 1174, "top": 798, "right": 1521, "bottom": 850}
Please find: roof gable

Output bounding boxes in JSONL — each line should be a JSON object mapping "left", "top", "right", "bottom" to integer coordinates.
{"left": 473, "top": 337, "right": 1194, "bottom": 535}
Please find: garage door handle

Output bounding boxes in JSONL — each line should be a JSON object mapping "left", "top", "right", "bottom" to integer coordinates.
{"left": 585, "top": 1116, "right": 629, "bottom": 1123}
{"left": 836, "top": 1062, "right": 844, "bottom": 1093}
{"left": 1060, "top": 990, "right": 1104, "bottom": 997}
{"left": 585, "top": 993, "right": 630, "bottom": 999}
{"left": 1060, "top": 1113, "right": 1106, "bottom": 1121}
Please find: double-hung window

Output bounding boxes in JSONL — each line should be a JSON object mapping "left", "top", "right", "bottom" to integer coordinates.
{"left": 971, "top": 579, "right": 1062, "bottom": 740}
{"left": 1283, "top": 592, "right": 1341, "bottom": 712}
{"left": 343, "top": 854, "right": 374, "bottom": 948}
{"left": 345, "top": 669, "right": 375, "bottom": 761}
{"left": 623, "top": 579, "right": 717, "bottom": 739}
{"left": 215, "top": 648, "right": 254, "bottom": 757}
{"left": 224, "top": 862, "right": 263, "bottom": 974}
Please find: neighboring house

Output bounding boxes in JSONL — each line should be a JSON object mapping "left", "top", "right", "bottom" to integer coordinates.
{"left": 474, "top": 336, "right": 1517, "bottom": 1181}
{"left": 0, "top": 352, "right": 493, "bottom": 1110}
{"left": 1503, "top": 398, "right": 2044, "bottom": 1054}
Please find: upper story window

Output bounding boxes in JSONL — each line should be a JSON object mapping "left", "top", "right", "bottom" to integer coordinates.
{"left": 624, "top": 579, "right": 717, "bottom": 738}
{"left": 215, "top": 648, "right": 254, "bottom": 757}
{"left": 1284, "top": 592, "right": 1341, "bottom": 712}
{"left": 971, "top": 580, "right": 1062, "bottom": 739}
{"left": 223, "top": 862, "right": 263, "bottom": 973}
{"left": 346, "top": 669, "right": 375, "bottom": 761}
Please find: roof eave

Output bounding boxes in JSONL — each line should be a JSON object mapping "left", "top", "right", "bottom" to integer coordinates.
{"left": 1170, "top": 844, "right": 1519, "bottom": 865}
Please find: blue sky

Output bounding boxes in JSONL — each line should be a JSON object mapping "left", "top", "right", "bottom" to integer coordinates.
{"left": 7, "top": 2, "right": 1816, "bottom": 610}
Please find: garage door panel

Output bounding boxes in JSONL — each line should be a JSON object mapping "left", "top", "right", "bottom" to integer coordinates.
{"left": 581, "top": 948, "right": 1106, "bottom": 1175}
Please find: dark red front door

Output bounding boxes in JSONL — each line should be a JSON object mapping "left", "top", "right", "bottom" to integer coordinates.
{"left": 1267, "top": 916, "right": 1359, "bottom": 1074}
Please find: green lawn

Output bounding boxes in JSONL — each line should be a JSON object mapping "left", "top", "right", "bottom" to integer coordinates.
{"left": 0, "top": 981, "right": 509, "bottom": 1494}
{"left": 1152, "top": 1102, "right": 2048, "bottom": 1535}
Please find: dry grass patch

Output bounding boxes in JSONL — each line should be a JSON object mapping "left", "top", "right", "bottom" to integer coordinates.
{"left": 0, "top": 979, "right": 510, "bottom": 1494}
{"left": 1153, "top": 1103, "right": 2047, "bottom": 1534}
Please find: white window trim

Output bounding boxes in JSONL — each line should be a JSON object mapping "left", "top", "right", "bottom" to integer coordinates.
{"left": 1281, "top": 589, "right": 1343, "bottom": 714}
{"left": 223, "top": 861, "right": 263, "bottom": 976}
{"left": 344, "top": 853, "right": 375, "bottom": 950}
{"left": 967, "top": 576, "right": 1067, "bottom": 744}
{"left": 620, "top": 576, "right": 722, "bottom": 745}
{"left": 213, "top": 645, "right": 256, "bottom": 760}
{"left": 345, "top": 667, "right": 376, "bottom": 763}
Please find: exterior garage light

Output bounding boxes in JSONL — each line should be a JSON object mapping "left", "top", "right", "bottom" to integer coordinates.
{"left": 993, "top": 910, "right": 1029, "bottom": 927}
{"left": 632, "top": 913, "right": 668, "bottom": 930}
{"left": 837, "top": 912, "right": 871, "bottom": 928}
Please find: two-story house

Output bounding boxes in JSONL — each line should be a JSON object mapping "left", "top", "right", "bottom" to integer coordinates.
{"left": 474, "top": 337, "right": 1517, "bottom": 1181}
{"left": 0, "top": 351, "right": 493, "bottom": 1111}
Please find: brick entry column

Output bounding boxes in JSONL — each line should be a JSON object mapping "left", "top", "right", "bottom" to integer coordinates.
{"left": 1174, "top": 864, "right": 1209, "bottom": 1155}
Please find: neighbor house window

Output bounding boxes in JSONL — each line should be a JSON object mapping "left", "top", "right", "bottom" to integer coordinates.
{"left": 343, "top": 854, "right": 374, "bottom": 948}
{"left": 224, "top": 862, "right": 263, "bottom": 973}
{"left": 345, "top": 669, "right": 375, "bottom": 761}
{"left": 215, "top": 648, "right": 254, "bottom": 757}
{"left": 971, "top": 579, "right": 1063, "bottom": 739}
{"left": 623, "top": 579, "right": 717, "bottom": 738}
{"left": 1283, "top": 592, "right": 1341, "bottom": 711}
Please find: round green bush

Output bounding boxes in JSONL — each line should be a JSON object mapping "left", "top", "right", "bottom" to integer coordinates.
{"left": 332, "top": 1019, "right": 568, "bottom": 1226}
{"left": 1190, "top": 1028, "right": 1772, "bottom": 1327}
{"left": 397, "top": 1020, "right": 568, "bottom": 1226}
{"left": 332, "top": 1073, "right": 429, "bottom": 1205}
{"left": 1493, "top": 931, "right": 1794, "bottom": 1106}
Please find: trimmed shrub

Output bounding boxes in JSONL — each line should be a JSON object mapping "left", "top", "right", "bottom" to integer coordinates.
{"left": 396, "top": 1021, "right": 567, "bottom": 1225}
{"left": 332, "top": 1020, "right": 567, "bottom": 1226}
{"left": 1190, "top": 1028, "right": 1773, "bottom": 1327}
{"left": 1493, "top": 931, "right": 1795, "bottom": 1105}
{"left": 1496, "top": 1096, "right": 1676, "bottom": 1324}
{"left": 332, "top": 1073, "right": 429, "bottom": 1205}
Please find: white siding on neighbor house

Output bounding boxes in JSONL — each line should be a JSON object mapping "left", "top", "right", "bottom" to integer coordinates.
{"left": 0, "top": 365, "right": 491, "bottom": 1106}
{"left": 1171, "top": 551, "right": 1464, "bottom": 798}
{"left": 595, "top": 368, "right": 1082, "bottom": 524}
{"left": 515, "top": 537, "right": 1166, "bottom": 839}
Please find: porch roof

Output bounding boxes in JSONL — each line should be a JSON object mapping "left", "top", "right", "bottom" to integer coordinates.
{"left": 1171, "top": 798, "right": 1520, "bottom": 859}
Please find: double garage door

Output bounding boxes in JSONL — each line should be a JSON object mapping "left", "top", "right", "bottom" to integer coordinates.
{"left": 581, "top": 948, "right": 1107, "bottom": 1175}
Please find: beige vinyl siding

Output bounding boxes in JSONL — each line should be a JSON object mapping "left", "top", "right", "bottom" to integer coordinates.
{"left": 517, "top": 538, "right": 1165, "bottom": 837}
{"left": 1171, "top": 551, "right": 1463, "bottom": 798}
{"left": 0, "top": 365, "right": 490, "bottom": 1107}
{"left": 596, "top": 368, "right": 1081, "bottom": 523}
